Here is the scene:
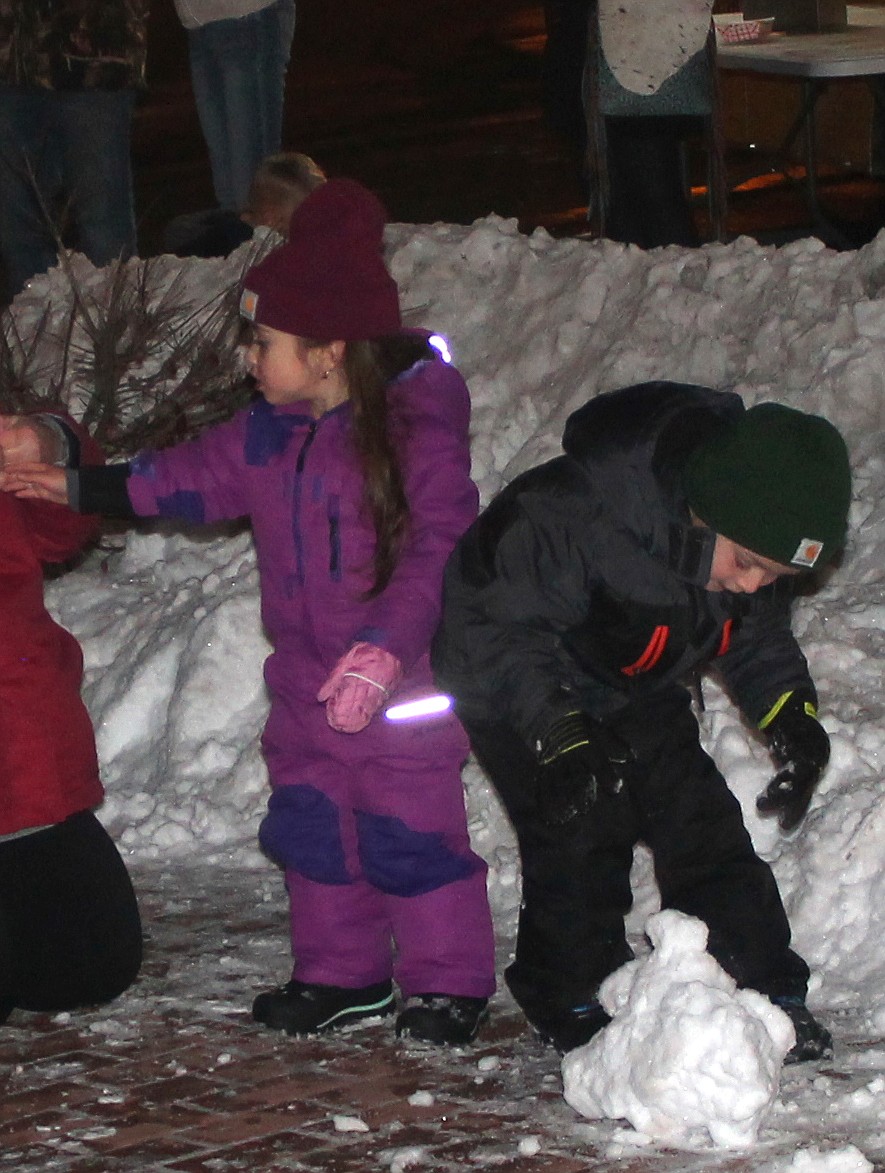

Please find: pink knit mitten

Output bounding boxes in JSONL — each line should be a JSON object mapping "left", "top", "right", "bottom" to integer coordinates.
{"left": 317, "top": 642, "right": 403, "bottom": 733}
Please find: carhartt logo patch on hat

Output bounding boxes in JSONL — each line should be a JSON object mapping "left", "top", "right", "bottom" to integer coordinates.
{"left": 790, "top": 538, "right": 824, "bottom": 569}
{"left": 240, "top": 289, "right": 259, "bottom": 321}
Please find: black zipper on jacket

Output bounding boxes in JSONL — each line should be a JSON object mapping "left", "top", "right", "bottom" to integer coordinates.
{"left": 327, "top": 496, "right": 342, "bottom": 580}
{"left": 291, "top": 421, "right": 318, "bottom": 586}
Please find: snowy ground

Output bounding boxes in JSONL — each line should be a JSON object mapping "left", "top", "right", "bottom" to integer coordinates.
{"left": 6, "top": 217, "right": 885, "bottom": 1167}
{"left": 7, "top": 863, "right": 881, "bottom": 1173}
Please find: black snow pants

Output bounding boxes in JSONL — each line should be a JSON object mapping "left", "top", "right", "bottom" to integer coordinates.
{"left": 461, "top": 685, "right": 809, "bottom": 1023}
{"left": 0, "top": 810, "right": 142, "bottom": 1019}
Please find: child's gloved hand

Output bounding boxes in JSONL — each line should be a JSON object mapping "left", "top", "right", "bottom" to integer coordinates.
{"left": 317, "top": 642, "right": 403, "bottom": 733}
{"left": 756, "top": 691, "right": 830, "bottom": 832}
{"left": 535, "top": 712, "right": 634, "bottom": 827}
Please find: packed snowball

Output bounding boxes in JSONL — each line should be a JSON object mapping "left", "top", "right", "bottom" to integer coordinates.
{"left": 562, "top": 909, "right": 795, "bottom": 1147}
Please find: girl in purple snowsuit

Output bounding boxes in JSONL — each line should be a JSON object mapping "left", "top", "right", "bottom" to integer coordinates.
{"left": 5, "top": 179, "right": 496, "bottom": 1045}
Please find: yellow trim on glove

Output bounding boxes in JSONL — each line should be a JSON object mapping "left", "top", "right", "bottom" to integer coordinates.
{"left": 759, "top": 690, "right": 818, "bottom": 730}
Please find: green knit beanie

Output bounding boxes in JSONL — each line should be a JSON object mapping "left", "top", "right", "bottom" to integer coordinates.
{"left": 684, "top": 403, "right": 851, "bottom": 569}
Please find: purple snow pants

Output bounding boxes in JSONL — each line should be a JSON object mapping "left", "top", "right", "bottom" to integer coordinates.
{"left": 259, "top": 682, "right": 496, "bottom": 999}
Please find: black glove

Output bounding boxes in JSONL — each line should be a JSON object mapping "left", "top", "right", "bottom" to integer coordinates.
{"left": 756, "top": 691, "right": 830, "bottom": 832}
{"left": 535, "top": 712, "right": 633, "bottom": 827}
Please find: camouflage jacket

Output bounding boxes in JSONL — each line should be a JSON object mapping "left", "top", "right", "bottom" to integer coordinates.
{"left": 0, "top": 1, "right": 148, "bottom": 90}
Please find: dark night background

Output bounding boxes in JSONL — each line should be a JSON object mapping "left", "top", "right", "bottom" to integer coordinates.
{"left": 106, "top": 0, "right": 885, "bottom": 253}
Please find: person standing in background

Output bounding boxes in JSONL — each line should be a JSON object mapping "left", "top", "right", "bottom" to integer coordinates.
{"left": 587, "top": 0, "right": 721, "bottom": 248}
{"left": 173, "top": 0, "right": 296, "bottom": 214}
{"left": 540, "top": 0, "right": 593, "bottom": 173}
{"left": 0, "top": 0, "right": 147, "bottom": 299}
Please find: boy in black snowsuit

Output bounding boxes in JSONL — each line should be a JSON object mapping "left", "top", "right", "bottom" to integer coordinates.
{"left": 432, "top": 381, "right": 851, "bottom": 1062}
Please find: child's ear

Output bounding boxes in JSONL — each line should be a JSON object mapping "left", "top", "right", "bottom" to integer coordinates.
{"left": 324, "top": 340, "right": 346, "bottom": 372}
{"left": 307, "top": 339, "right": 346, "bottom": 379}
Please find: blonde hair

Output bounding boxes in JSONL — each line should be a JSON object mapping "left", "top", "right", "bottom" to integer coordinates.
{"left": 242, "top": 152, "right": 327, "bottom": 234}
{"left": 254, "top": 151, "right": 326, "bottom": 194}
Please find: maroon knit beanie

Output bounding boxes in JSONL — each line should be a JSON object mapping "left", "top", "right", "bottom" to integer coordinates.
{"left": 240, "top": 178, "right": 401, "bottom": 340}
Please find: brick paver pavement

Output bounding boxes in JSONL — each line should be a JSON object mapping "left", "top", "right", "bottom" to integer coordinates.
{"left": 1, "top": 866, "right": 882, "bottom": 1172}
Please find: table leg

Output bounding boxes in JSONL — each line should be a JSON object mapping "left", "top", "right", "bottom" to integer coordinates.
{"left": 764, "top": 78, "right": 852, "bottom": 247}
{"left": 802, "top": 79, "right": 822, "bottom": 222}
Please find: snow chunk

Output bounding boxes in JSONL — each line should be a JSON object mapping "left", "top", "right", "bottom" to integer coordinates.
{"left": 387, "top": 1147, "right": 427, "bottom": 1171}
{"left": 332, "top": 1114, "right": 370, "bottom": 1133}
{"left": 407, "top": 1090, "right": 435, "bottom": 1107}
{"left": 562, "top": 909, "right": 795, "bottom": 1147}
{"left": 759, "top": 1146, "right": 874, "bottom": 1173}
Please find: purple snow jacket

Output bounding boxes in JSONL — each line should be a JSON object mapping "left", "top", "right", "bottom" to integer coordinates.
{"left": 124, "top": 350, "right": 479, "bottom": 779}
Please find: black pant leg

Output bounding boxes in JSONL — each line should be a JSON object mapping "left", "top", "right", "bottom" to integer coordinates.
{"left": 462, "top": 716, "right": 636, "bottom": 1018}
{"left": 610, "top": 687, "right": 810, "bottom": 999}
{"left": 542, "top": 0, "right": 594, "bottom": 153}
{"left": 0, "top": 810, "right": 142, "bottom": 1012}
{"left": 0, "top": 900, "right": 14, "bottom": 1022}
{"left": 604, "top": 115, "right": 703, "bottom": 249}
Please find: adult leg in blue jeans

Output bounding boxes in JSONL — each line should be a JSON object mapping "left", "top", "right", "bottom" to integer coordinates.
{"left": 56, "top": 89, "right": 138, "bottom": 271}
{"left": 0, "top": 87, "right": 137, "bottom": 297}
{"left": 187, "top": 0, "right": 296, "bottom": 211}
{"left": 0, "top": 89, "right": 62, "bottom": 296}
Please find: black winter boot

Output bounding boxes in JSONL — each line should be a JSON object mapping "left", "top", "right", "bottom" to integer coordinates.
{"left": 772, "top": 996, "right": 834, "bottom": 1064}
{"left": 529, "top": 1000, "right": 612, "bottom": 1054}
{"left": 396, "top": 994, "right": 489, "bottom": 1045}
{"left": 252, "top": 979, "right": 395, "bottom": 1035}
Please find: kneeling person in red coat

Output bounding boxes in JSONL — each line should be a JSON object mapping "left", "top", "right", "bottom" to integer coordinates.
{"left": 0, "top": 414, "right": 141, "bottom": 1023}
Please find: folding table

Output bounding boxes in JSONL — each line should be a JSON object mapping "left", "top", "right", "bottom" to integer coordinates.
{"left": 716, "top": 5, "right": 885, "bottom": 239}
